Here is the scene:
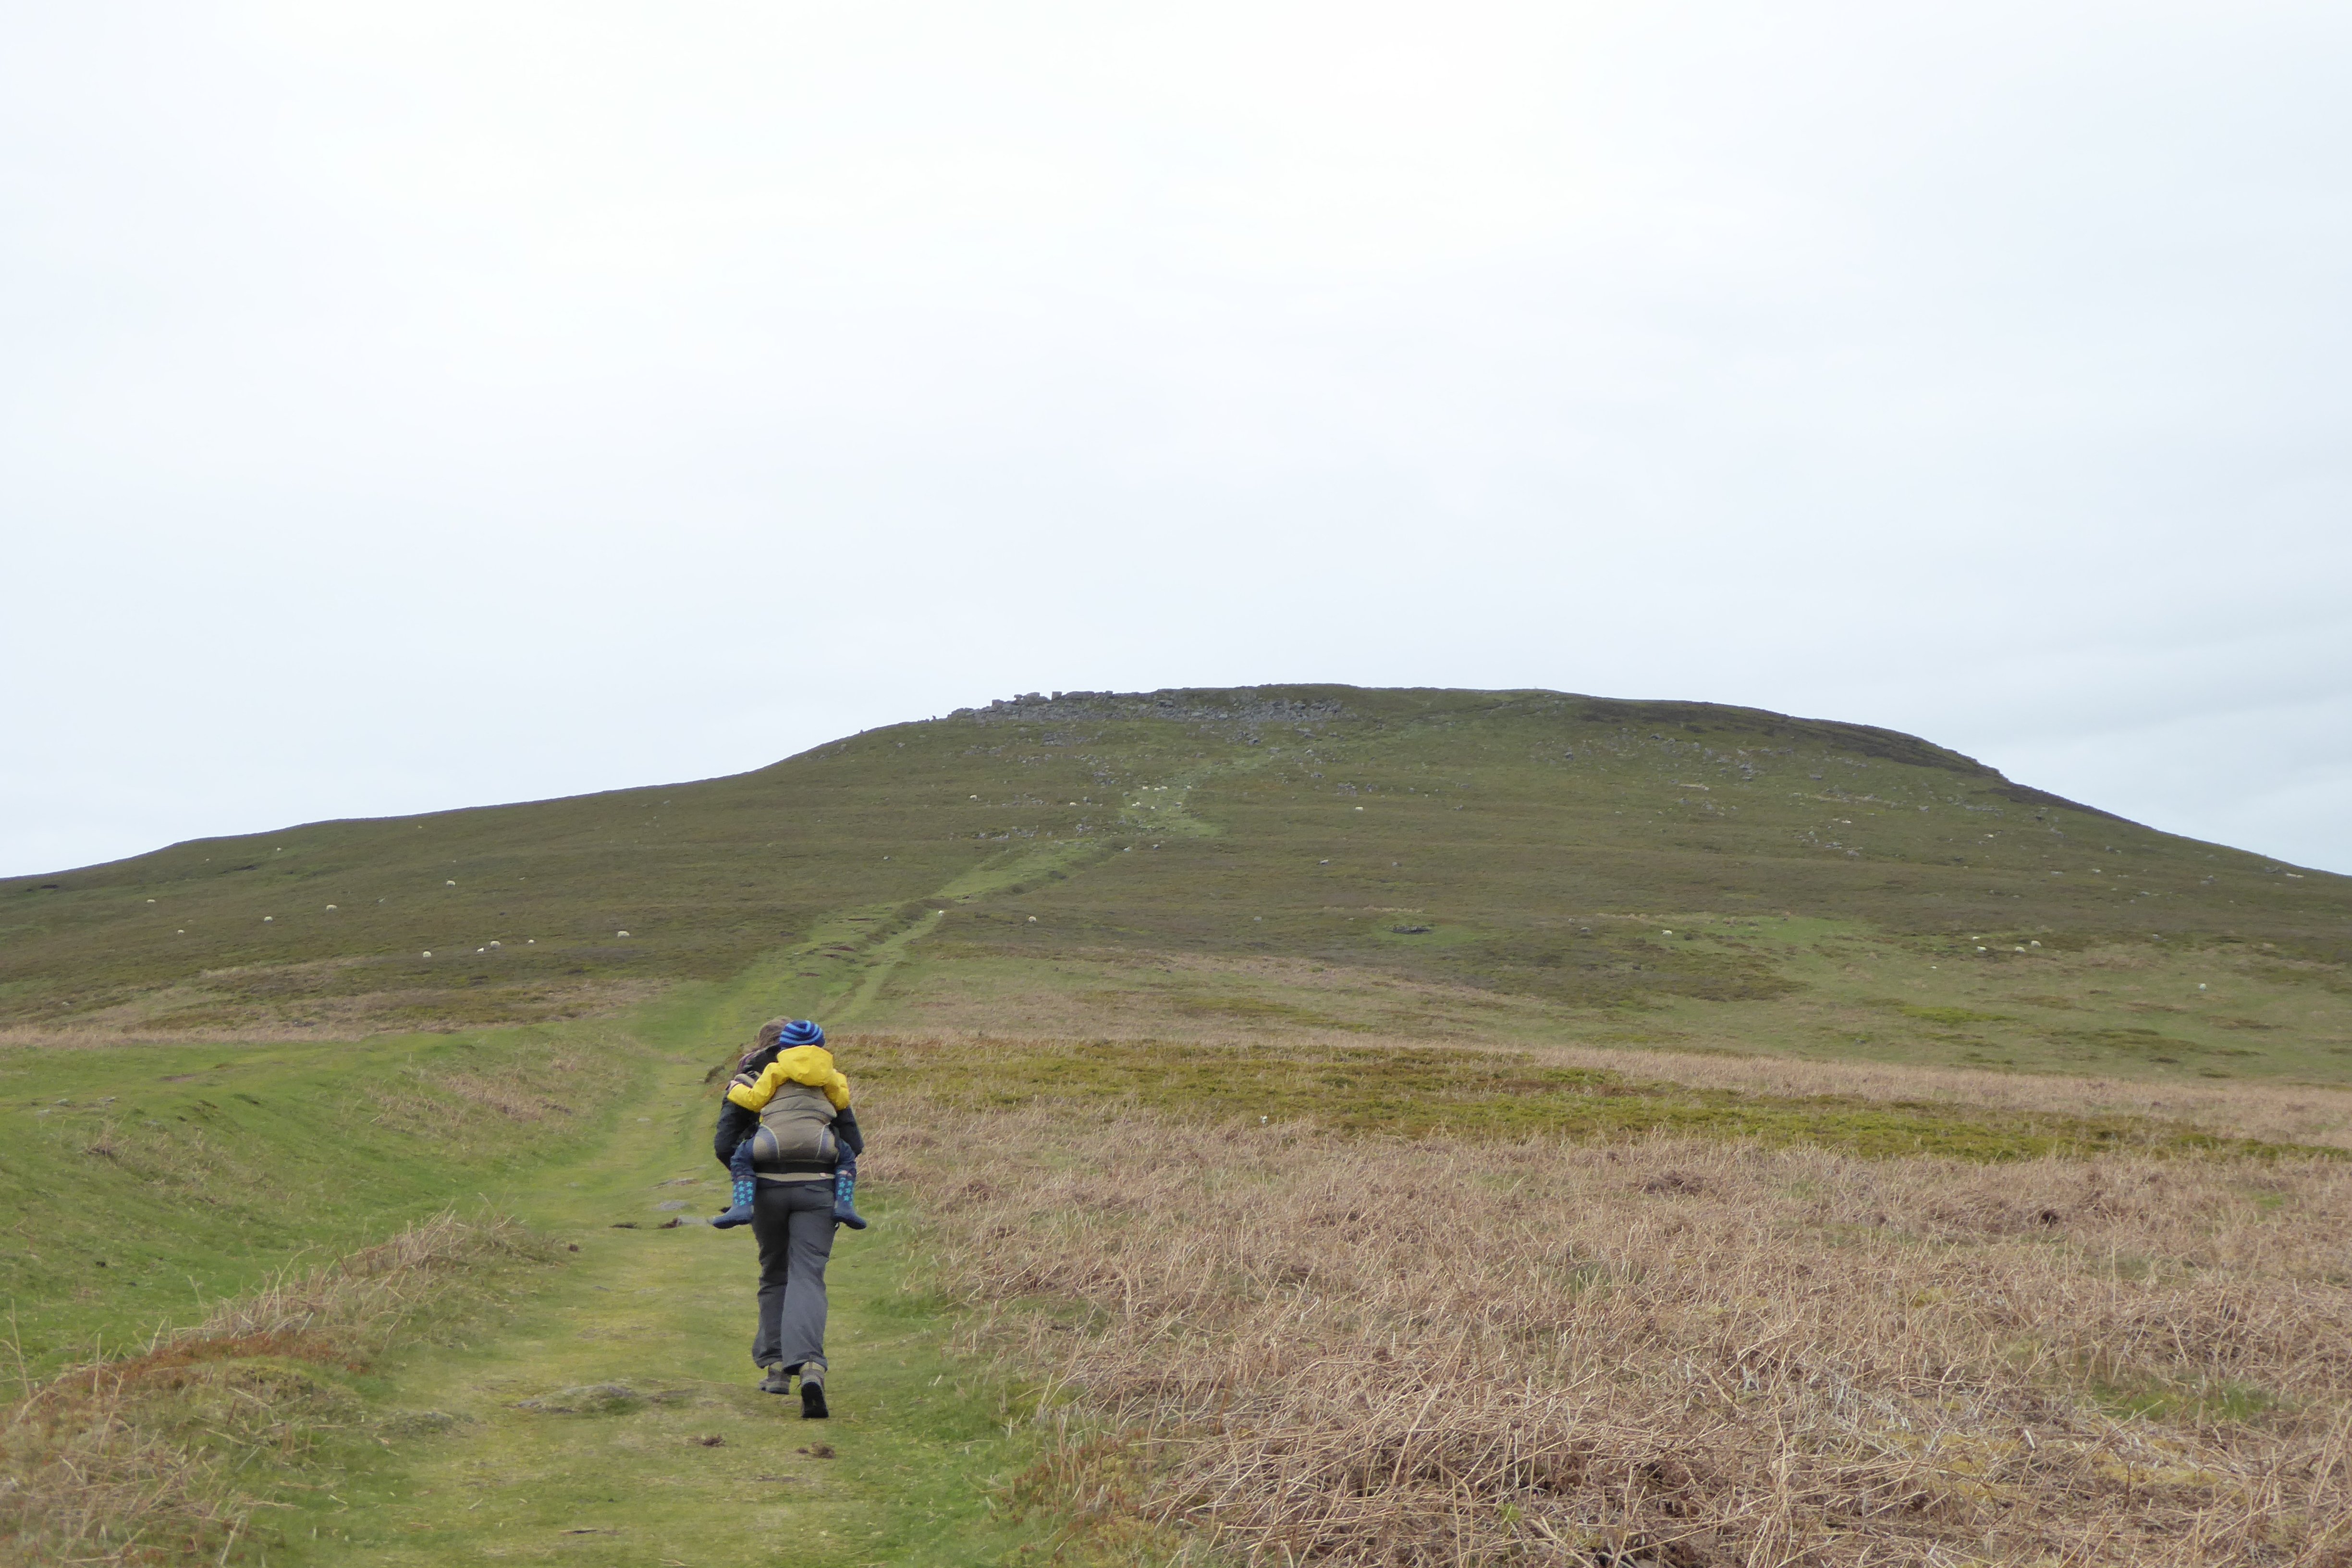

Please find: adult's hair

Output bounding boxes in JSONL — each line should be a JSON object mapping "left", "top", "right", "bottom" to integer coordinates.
{"left": 728, "top": 1016, "right": 795, "bottom": 1083}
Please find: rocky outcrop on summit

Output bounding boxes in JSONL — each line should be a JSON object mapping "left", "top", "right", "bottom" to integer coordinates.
{"left": 953, "top": 688, "right": 1352, "bottom": 735}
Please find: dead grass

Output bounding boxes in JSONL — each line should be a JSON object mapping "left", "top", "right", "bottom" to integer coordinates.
{"left": 0, "top": 1213, "right": 536, "bottom": 1566}
{"left": 843, "top": 1031, "right": 2340, "bottom": 1168}
{"left": 843, "top": 1026, "right": 2352, "bottom": 1156}
{"left": 1494, "top": 1042, "right": 2352, "bottom": 1154}
{"left": 874, "top": 1088, "right": 2352, "bottom": 1565}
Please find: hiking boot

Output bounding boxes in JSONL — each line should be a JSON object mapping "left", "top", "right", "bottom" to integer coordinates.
{"left": 800, "top": 1378, "right": 829, "bottom": 1420}
{"left": 758, "top": 1366, "right": 792, "bottom": 1395}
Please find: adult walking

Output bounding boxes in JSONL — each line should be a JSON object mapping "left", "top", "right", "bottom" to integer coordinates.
{"left": 711, "top": 1017, "right": 865, "bottom": 1420}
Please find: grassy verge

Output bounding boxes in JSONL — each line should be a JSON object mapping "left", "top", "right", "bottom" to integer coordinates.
{"left": 0, "top": 1023, "right": 646, "bottom": 1372}
{"left": 0, "top": 1214, "right": 543, "bottom": 1564}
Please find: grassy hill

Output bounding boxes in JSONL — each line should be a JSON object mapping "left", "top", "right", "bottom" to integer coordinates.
{"left": 10, "top": 686, "right": 2352, "bottom": 1566}
{"left": 7, "top": 685, "right": 2347, "bottom": 1080}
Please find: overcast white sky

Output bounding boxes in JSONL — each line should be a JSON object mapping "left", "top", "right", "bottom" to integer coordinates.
{"left": 4, "top": 1, "right": 2348, "bottom": 878}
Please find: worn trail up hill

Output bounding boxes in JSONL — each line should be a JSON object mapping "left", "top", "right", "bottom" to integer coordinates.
{"left": 6, "top": 686, "right": 2348, "bottom": 1081}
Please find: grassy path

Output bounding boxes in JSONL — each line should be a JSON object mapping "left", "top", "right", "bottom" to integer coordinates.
{"left": 270, "top": 1001, "right": 1042, "bottom": 1567}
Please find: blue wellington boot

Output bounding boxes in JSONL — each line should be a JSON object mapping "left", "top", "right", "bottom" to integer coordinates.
{"left": 711, "top": 1142, "right": 759, "bottom": 1229}
{"left": 832, "top": 1160, "right": 869, "bottom": 1230}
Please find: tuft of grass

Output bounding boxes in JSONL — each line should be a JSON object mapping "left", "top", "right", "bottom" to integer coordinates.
{"left": 0, "top": 1024, "right": 647, "bottom": 1372}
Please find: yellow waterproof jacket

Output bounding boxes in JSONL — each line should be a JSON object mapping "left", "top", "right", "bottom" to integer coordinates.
{"left": 726, "top": 1045, "right": 851, "bottom": 1113}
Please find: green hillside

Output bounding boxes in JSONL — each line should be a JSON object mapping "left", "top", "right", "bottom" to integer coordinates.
{"left": 7, "top": 685, "right": 2349, "bottom": 1079}
{"left": 9, "top": 686, "right": 2352, "bottom": 1565}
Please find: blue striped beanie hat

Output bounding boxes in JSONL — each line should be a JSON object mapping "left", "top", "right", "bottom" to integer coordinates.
{"left": 780, "top": 1019, "right": 825, "bottom": 1048}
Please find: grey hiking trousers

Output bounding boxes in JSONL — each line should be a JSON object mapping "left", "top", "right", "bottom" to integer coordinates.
{"left": 751, "top": 1180, "right": 834, "bottom": 1379}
